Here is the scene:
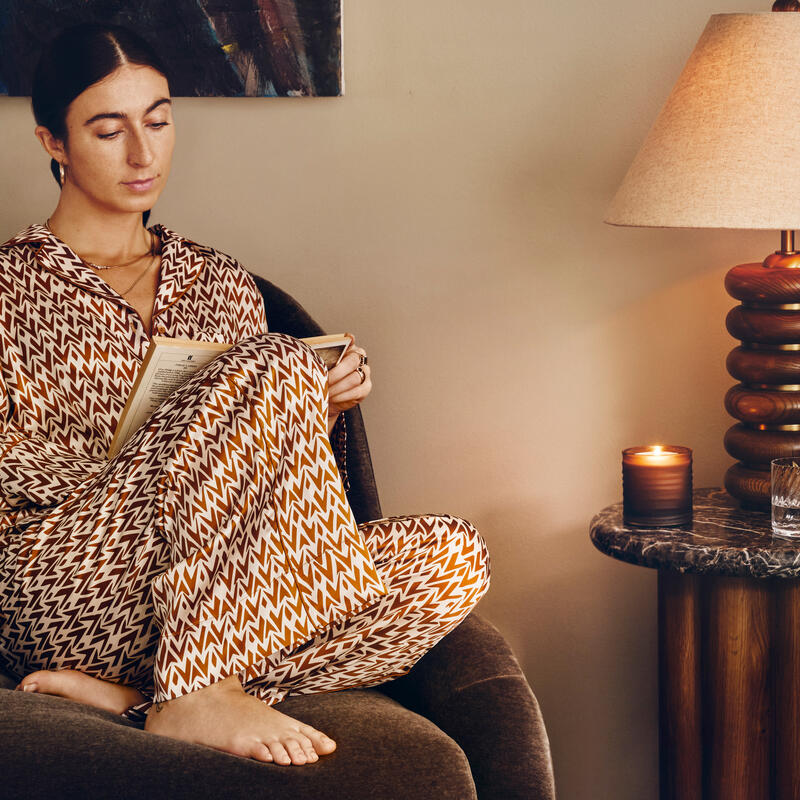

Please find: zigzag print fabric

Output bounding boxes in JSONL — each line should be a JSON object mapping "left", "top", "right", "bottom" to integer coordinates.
{"left": 0, "top": 223, "right": 271, "bottom": 533}
{"left": 242, "top": 513, "right": 489, "bottom": 705}
{"left": 0, "top": 224, "right": 489, "bottom": 704}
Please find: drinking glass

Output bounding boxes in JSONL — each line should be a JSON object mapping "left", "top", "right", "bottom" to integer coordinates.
{"left": 771, "top": 457, "right": 800, "bottom": 538}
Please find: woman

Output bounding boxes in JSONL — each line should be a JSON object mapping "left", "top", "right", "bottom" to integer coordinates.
{"left": 0, "top": 24, "right": 489, "bottom": 767}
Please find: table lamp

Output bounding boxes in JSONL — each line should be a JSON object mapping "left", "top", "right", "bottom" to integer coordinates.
{"left": 606, "top": 3, "right": 800, "bottom": 510}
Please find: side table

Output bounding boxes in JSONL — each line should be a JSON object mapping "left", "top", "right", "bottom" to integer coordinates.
{"left": 591, "top": 487, "right": 800, "bottom": 800}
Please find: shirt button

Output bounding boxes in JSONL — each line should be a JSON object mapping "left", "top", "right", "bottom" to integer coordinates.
{"left": 156, "top": 324, "right": 166, "bottom": 334}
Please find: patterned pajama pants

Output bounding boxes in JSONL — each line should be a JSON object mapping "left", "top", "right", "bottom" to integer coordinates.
{"left": 0, "top": 334, "right": 489, "bottom": 708}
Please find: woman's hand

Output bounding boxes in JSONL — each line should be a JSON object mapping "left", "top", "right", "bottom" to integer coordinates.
{"left": 327, "top": 337, "right": 371, "bottom": 433}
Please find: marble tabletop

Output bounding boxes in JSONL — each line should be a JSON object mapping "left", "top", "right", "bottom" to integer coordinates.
{"left": 591, "top": 487, "right": 800, "bottom": 579}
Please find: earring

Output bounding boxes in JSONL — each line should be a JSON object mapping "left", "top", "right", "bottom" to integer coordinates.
{"left": 59, "top": 162, "right": 65, "bottom": 186}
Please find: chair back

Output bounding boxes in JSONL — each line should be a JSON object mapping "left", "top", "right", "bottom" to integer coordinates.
{"left": 250, "top": 273, "right": 382, "bottom": 524}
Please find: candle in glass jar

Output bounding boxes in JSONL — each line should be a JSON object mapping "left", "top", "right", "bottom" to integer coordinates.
{"left": 622, "top": 445, "right": 692, "bottom": 527}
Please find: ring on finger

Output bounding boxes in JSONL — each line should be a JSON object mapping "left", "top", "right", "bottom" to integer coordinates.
{"left": 359, "top": 354, "right": 368, "bottom": 367}
{"left": 356, "top": 366, "right": 366, "bottom": 384}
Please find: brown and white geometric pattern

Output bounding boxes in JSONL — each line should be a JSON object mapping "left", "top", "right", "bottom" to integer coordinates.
{"left": 0, "top": 224, "right": 489, "bottom": 706}
{"left": 0, "top": 223, "right": 269, "bottom": 533}
{"left": 243, "top": 513, "right": 489, "bottom": 705}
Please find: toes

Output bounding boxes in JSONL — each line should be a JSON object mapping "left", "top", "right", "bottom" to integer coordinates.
{"left": 17, "top": 669, "right": 81, "bottom": 702}
{"left": 250, "top": 743, "right": 273, "bottom": 763}
{"left": 300, "top": 723, "right": 336, "bottom": 755}
{"left": 267, "top": 741, "right": 293, "bottom": 766}
{"left": 232, "top": 738, "right": 274, "bottom": 764}
{"left": 19, "top": 669, "right": 78, "bottom": 697}
{"left": 284, "top": 733, "right": 319, "bottom": 764}
{"left": 283, "top": 738, "right": 310, "bottom": 765}
{"left": 292, "top": 734, "right": 318, "bottom": 763}
{"left": 302, "top": 741, "right": 319, "bottom": 763}
{"left": 17, "top": 670, "right": 49, "bottom": 693}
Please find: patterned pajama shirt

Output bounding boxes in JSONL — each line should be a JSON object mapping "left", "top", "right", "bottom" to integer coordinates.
{"left": 0, "top": 224, "right": 489, "bottom": 709}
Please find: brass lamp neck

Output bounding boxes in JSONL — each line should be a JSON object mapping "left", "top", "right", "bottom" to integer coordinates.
{"left": 764, "top": 230, "right": 800, "bottom": 268}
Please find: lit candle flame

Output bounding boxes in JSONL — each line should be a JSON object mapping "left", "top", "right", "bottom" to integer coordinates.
{"left": 640, "top": 445, "right": 678, "bottom": 458}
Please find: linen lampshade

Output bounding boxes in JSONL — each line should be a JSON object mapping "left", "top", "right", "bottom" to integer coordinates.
{"left": 606, "top": 13, "right": 800, "bottom": 230}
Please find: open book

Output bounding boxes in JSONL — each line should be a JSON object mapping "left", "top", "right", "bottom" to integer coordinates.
{"left": 107, "top": 333, "right": 351, "bottom": 459}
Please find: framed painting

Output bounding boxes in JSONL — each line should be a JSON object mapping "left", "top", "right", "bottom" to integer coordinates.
{"left": 0, "top": 0, "right": 342, "bottom": 97}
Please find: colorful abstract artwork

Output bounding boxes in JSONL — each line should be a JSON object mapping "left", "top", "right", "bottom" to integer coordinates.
{"left": 0, "top": 0, "right": 342, "bottom": 97}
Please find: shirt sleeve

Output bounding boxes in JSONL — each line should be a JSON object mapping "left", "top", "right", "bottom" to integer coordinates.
{"left": 0, "top": 381, "right": 105, "bottom": 510}
{"left": 236, "top": 267, "right": 269, "bottom": 338}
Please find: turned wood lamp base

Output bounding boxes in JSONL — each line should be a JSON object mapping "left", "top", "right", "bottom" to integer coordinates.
{"left": 725, "top": 231, "right": 800, "bottom": 509}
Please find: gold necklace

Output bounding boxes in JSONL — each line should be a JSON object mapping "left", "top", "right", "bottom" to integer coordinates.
{"left": 44, "top": 218, "right": 156, "bottom": 271}
{"left": 118, "top": 249, "right": 159, "bottom": 297}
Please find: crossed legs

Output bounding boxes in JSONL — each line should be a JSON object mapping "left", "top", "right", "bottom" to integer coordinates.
{"left": 7, "top": 335, "right": 490, "bottom": 764}
{"left": 18, "top": 512, "right": 489, "bottom": 764}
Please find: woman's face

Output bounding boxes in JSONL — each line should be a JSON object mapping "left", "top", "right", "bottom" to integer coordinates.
{"left": 57, "top": 63, "right": 175, "bottom": 215}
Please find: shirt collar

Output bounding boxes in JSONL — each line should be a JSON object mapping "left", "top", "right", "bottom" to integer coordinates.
{"left": 10, "top": 223, "right": 115, "bottom": 302}
{"left": 149, "top": 224, "right": 207, "bottom": 319}
{"left": 9, "top": 222, "right": 207, "bottom": 321}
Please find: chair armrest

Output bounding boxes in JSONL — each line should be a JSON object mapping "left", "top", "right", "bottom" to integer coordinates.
{"left": 380, "top": 613, "right": 556, "bottom": 800}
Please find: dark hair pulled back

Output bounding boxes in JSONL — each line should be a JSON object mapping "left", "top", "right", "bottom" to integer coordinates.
{"left": 32, "top": 23, "right": 169, "bottom": 197}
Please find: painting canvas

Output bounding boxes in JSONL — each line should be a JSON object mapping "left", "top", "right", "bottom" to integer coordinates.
{"left": 0, "top": 0, "right": 342, "bottom": 97}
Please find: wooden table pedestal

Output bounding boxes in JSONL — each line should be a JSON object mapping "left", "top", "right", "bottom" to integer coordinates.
{"left": 658, "top": 572, "right": 800, "bottom": 800}
{"left": 591, "top": 489, "right": 800, "bottom": 800}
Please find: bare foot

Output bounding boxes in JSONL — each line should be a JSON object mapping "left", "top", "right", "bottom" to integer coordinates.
{"left": 16, "top": 669, "right": 146, "bottom": 715}
{"left": 144, "top": 675, "right": 336, "bottom": 766}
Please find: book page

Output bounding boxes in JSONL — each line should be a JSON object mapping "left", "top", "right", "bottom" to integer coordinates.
{"left": 303, "top": 334, "right": 352, "bottom": 368}
{"left": 107, "top": 338, "right": 231, "bottom": 459}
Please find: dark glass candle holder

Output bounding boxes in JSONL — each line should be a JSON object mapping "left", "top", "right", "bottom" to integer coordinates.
{"left": 622, "top": 445, "right": 693, "bottom": 527}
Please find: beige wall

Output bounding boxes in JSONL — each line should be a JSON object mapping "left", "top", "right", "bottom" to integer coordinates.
{"left": 0, "top": 1, "right": 777, "bottom": 797}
